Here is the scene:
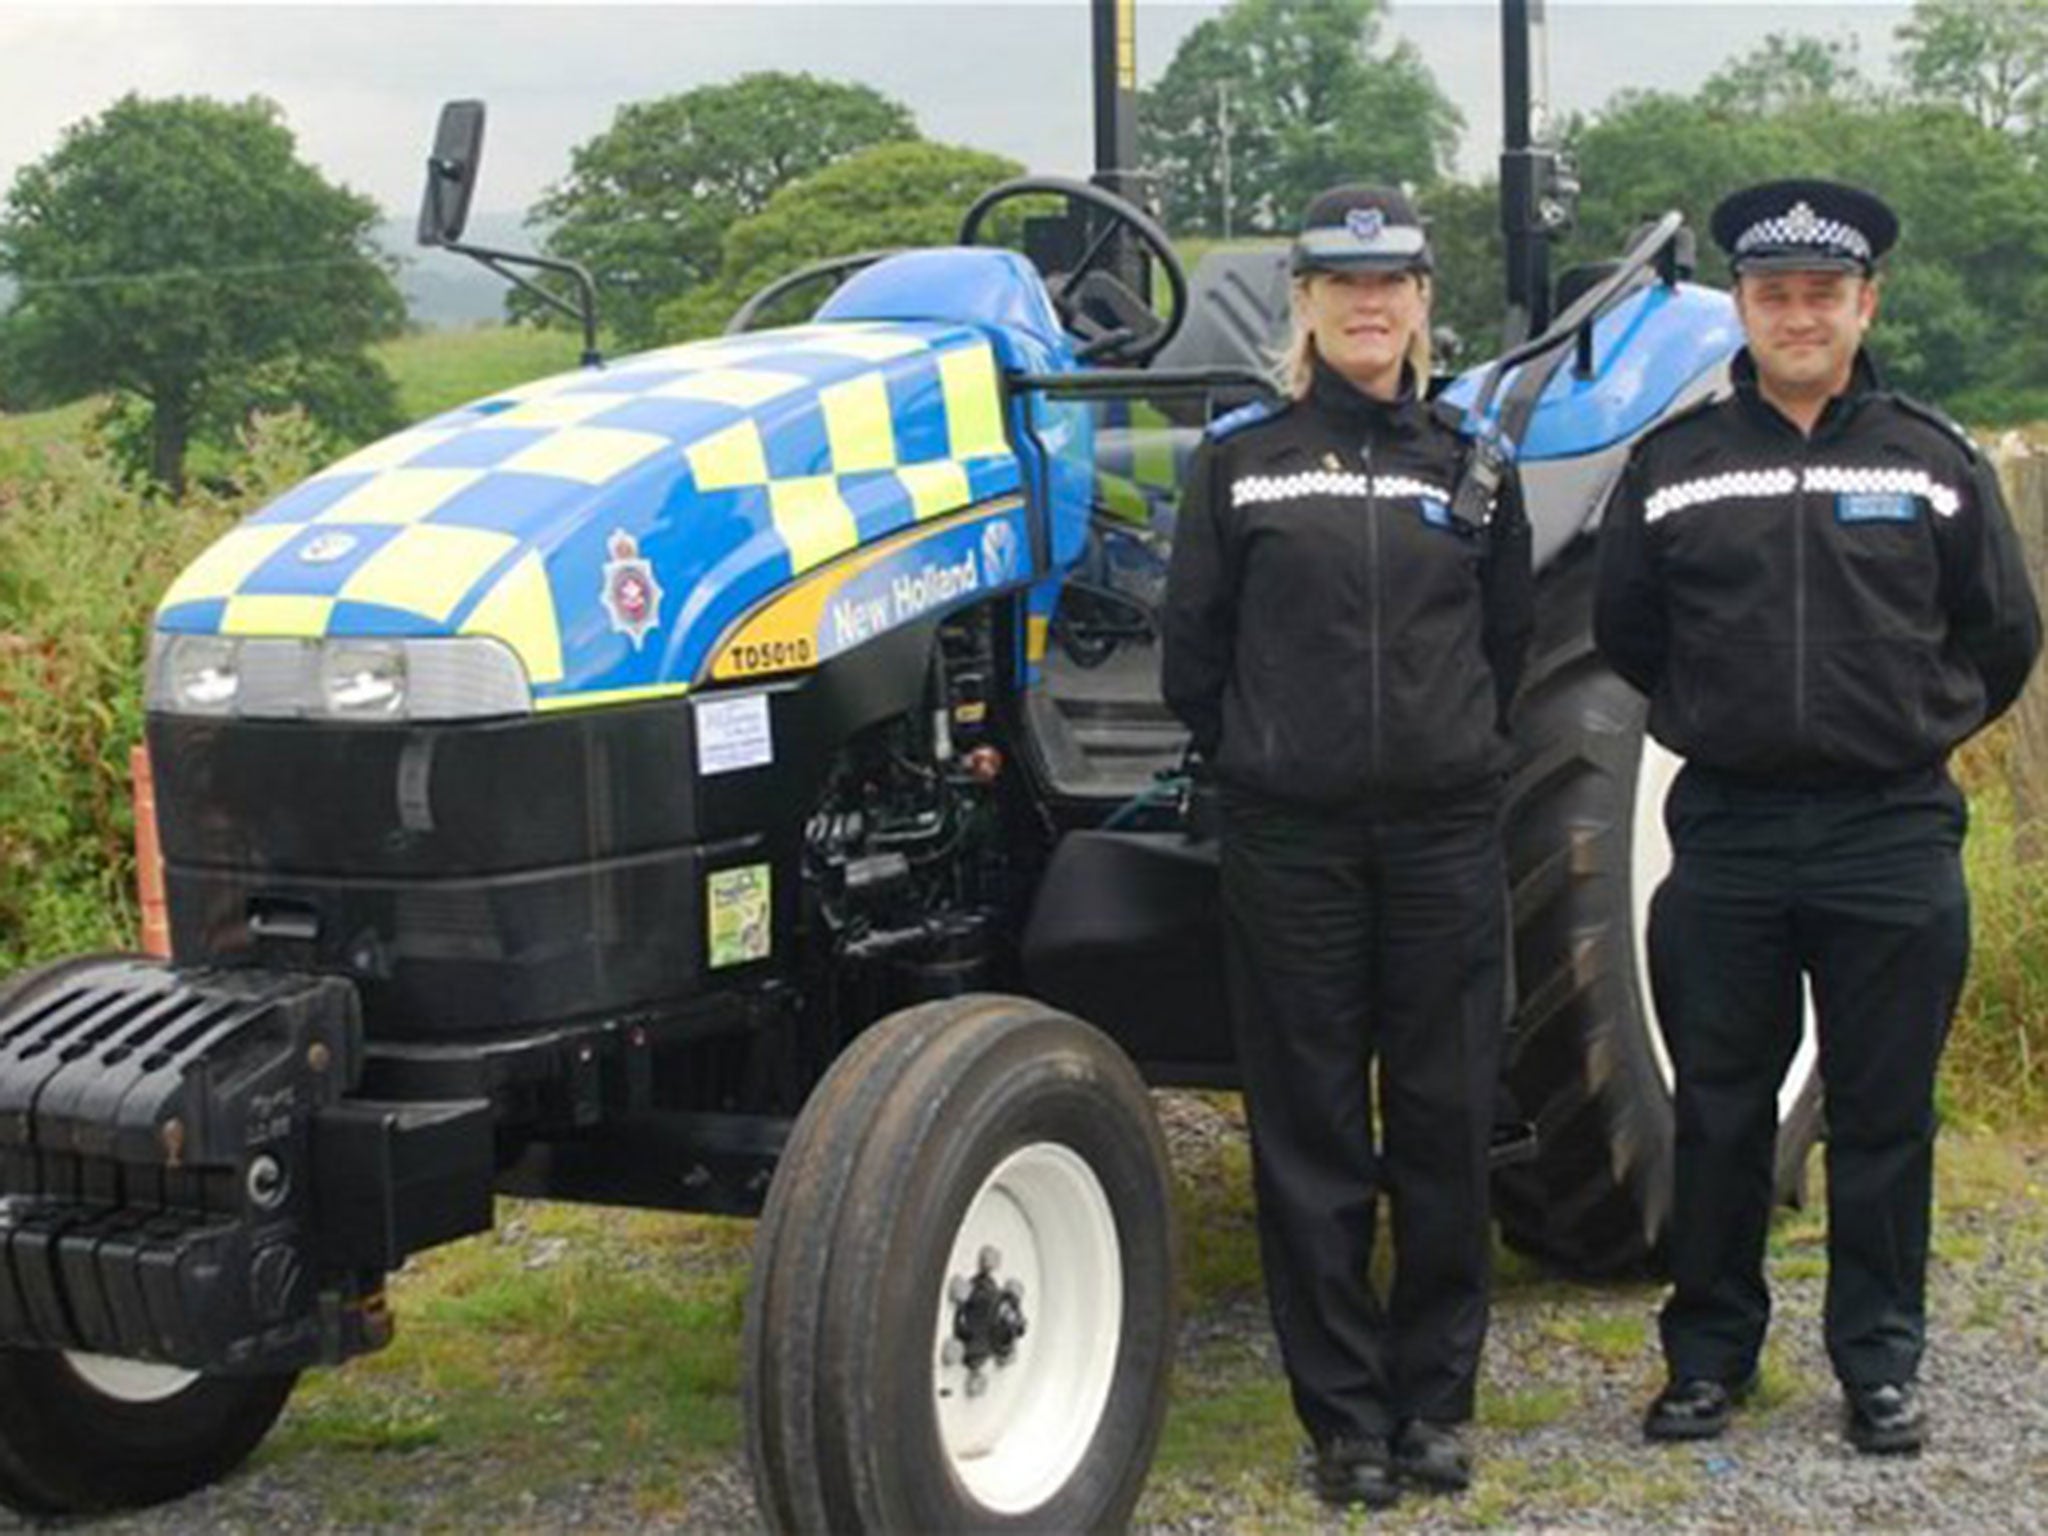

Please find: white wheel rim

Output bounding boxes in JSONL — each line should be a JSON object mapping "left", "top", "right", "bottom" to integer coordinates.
{"left": 1630, "top": 738, "right": 1819, "bottom": 1121}
{"left": 64, "top": 1351, "right": 198, "bottom": 1402}
{"left": 932, "top": 1140, "right": 1123, "bottom": 1516}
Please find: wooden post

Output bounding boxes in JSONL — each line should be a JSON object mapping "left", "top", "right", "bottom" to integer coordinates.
{"left": 131, "top": 744, "right": 171, "bottom": 958}
{"left": 1992, "top": 448, "right": 2048, "bottom": 862}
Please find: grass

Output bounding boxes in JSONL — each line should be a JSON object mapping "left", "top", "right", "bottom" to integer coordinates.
{"left": 1458, "top": 1450, "right": 1698, "bottom": 1529}
{"left": 1537, "top": 1310, "right": 1648, "bottom": 1363}
{"left": 372, "top": 325, "right": 587, "bottom": 422}
{"left": 1173, "top": 1134, "right": 1264, "bottom": 1309}
{"left": 0, "top": 395, "right": 97, "bottom": 481}
{"left": 1943, "top": 763, "right": 2048, "bottom": 1128}
{"left": 0, "top": 325, "right": 585, "bottom": 485}
{"left": 258, "top": 1201, "right": 753, "bottom": 1524}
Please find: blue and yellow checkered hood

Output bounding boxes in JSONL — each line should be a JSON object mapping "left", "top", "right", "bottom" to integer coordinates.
{"left": 155, "top": 319, "right": 1022, "bottom": 711}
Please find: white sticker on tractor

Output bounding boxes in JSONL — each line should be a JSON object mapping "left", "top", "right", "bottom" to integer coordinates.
{"left": 696, "top": 692, "right": 773, "bottom": 775}
{"left": 706, "top": 863, "right": 772, "bottom": 968}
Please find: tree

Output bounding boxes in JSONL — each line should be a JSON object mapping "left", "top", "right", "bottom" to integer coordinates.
{"left": 0, "top": 94, "right": 402, "bottom": 495}
{"left": 1139, "top": 0, "right": 1461, "bottom": 237}
{"left": 1897, "top": 0, "right": 2048, "bottom": 136}
{"left": 1698, "top": 32, "right": 1868, "bottom": 118}
{"left": 655, "top": 142, "right": 1024, "bottom": 341}
{"left": 1415, "top": 179, "right": 1508, "bottom": 367}
{"left": 1560, "top": 78, "right": 2048, "bottom": 413}
{"left": 529, "top": 74, "right": 918, "bottom": 347}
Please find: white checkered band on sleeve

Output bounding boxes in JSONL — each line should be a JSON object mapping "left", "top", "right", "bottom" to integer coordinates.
{"left": 1641, "top": 464, "right": 1962, "bottom": 524}
{"left": 1231, "top": 470, "right": 1372, "bottom": 506}
{"left": 1643, "top": 468, "right": 1800, "bottom": 523}
{"left": 1229, "top": 471, "right": 1452, "bottom": 508}
{"left": 1805, "top": 465, "right": 1962, "bottom": 518}
{"left": 1373, "top": 475, "right": 1453, "bottom": 503}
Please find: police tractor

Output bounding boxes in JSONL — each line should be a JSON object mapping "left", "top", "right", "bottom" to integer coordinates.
{"left": 0, "top": 1, "right": 1819, "bottom": 1526}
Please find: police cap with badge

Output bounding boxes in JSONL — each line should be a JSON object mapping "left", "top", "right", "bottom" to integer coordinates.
{"left": 1291, "top": 185, "right": 1435, "bottom": 276}
{"left": 1709, "top": 179, "right": 1898, "bottom": 275}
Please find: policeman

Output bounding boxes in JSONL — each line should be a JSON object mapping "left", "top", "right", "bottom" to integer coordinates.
{"left": 1163, "top": 185, "right": 1532, "bottom": 1508}
{"left": 1595, "top": 179, "right": 2041, "bottom": 1454}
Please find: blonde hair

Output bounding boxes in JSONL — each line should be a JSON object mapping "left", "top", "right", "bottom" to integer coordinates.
{"left": 1277, "top": 272, "right": 1433, "bottom": 399}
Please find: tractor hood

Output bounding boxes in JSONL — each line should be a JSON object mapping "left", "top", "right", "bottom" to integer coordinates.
{"left": 155, "top": 317, "right": 1029, "bottom": 711}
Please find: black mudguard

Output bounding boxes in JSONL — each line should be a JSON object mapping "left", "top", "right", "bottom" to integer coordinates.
{"left": 1018, "top": 830, "right": 1235, "bottom": 1083}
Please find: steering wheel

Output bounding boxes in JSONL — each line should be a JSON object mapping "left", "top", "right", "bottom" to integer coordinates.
{"left": 957, "top": 176, "right": 1189, "bottom": 366}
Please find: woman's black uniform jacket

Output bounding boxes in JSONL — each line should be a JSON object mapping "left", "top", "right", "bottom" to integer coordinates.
{"left": 1595, "top": 350, "right": 2041, "bottom": 783}
{"left": 1162, "top": 359, "right": 1534, "bottom": 809}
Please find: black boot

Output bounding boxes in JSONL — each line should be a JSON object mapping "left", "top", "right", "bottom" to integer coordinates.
{"left": 1312, "top": 1437, "right": 1400, "bottom": 1510}
{"left": 1846, "top": 1383, "right": 1926, "bottom": 1456}
{"left": 1390, "top": 1420, "right": 1472, "bottom": 1491}
{"left": 1643, "top": 1375, "right": 1757, "bottom": 1441}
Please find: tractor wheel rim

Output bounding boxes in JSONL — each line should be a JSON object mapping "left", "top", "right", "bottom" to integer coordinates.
{"left": 64, "top": 1351, "right": 198, "bottom": 1402}
{"left": 932, "top": 1140, "right": 1122, "bottom": 1514}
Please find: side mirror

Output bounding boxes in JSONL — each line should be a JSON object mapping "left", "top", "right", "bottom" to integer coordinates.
{"left": 417, "top": 101, "right": 486, "bottom": 248}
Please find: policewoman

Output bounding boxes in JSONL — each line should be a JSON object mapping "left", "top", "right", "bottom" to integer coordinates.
{"left": 1162, "top": 186, "right": 1532, "bottom": 1509}
{"left": 1596, "top": 180, "right": 2040, "bottom": 1454}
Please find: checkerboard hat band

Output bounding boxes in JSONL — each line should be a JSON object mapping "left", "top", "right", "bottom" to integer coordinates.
{"left": 1710, "top": 179, "right": 1898, "bottom": 271}
{"left": 1735, "top": 201, "right": 1872, "bottom": 263}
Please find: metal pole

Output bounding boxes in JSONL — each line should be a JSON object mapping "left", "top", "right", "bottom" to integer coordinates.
{"left": 1091, "top": 0, "right": 1139, "bottom": 201}
{"left": 1500, "top": 0, "right": 1553, "bottom": 343}
{"left": 1218, "top": 82, "right": 1233, "bottom": 239}
{"left": 1503, "top": 0, "right": 1531, "bottom": 156}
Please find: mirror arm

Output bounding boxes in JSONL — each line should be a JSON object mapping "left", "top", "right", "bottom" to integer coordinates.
{"left": 445, "top": 242, "right": 602, "bottom": 368}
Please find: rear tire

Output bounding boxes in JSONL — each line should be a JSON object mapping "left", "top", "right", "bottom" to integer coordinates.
{"left": 0, "top": 954, "right": 299, "bottom": 1516}
{"left": 745, "top": 995, "right": 1175, "bottom": 1533}
{"left": 1496, "top": 547, "right": 1822, "bottom": 1275}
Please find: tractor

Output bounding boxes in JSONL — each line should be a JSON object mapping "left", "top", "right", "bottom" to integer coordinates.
{"left": 0, "top": 1, "right": 1818, "bottom": 1527}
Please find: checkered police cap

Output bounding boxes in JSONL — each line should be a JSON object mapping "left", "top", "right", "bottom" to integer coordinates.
{"left": 1709, "top": 179, "right": 1898, "bottom": 275}
{"left": 1291, "top": 185, "right": 1434, "bottom": 277}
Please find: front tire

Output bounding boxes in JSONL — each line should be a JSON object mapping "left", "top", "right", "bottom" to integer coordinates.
{"left": 0, "top": 1351, "right": 296, "bottom": 1517}
{"left": 745, "top": 995, "right": 1176, "bottom": 1533}
{"left": 0, "top": 955, "right": 299, "bottom": 1516}
{"left": 1496, "top": 547, "right": 1822, "bottom": 1274}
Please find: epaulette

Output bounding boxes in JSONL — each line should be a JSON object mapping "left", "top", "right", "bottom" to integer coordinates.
{"left": 1206, "top": 397, "right": 1286, "bottom": 443}
{"left": 1888, "top": 394, "right": 1983, "bottom": 463}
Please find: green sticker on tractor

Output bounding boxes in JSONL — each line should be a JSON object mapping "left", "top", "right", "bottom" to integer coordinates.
{"left": 706, "top": 863, "right": 772, "bottom": 968}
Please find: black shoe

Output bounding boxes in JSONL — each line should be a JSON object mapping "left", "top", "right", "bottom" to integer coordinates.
{"left": 1390, "top": 1419, "right": 1472, "bottom": 1492}
{"left": 1312, "top": 1437, "right": 1400, "bottom": 1510}
{"left": 1643, "top": 1375, "right": 1756, "bottom": 1442}
{"left": 1846, "top": 1382, "right": 1926, "bottom": 1456}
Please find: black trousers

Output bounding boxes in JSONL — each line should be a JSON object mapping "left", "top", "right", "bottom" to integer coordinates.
{"left": 1652, "top": 765, "right": 1970, "bottom": 1390}
{"left": 1220, "top": 783, "right": 1507, "bottom": 1443}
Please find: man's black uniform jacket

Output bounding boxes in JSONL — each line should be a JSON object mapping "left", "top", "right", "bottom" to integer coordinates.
{"left": 1162, "top": 360, "right": 1534, "bottom": 808}
{"left": 1596, "top": 350, "right": 2041, "bottom": 781}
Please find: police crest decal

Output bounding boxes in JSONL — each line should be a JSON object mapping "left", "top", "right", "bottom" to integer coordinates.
{"left": 601, "top": 529, "right": 665, "bottom": 650}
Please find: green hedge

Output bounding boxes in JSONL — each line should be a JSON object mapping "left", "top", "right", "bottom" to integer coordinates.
{"left": 0, "top": 417, "right": 322, "bottom": 969}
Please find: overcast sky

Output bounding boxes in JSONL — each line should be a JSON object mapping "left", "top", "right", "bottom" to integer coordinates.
{"left": 0, "top": 2, "right": 1910, "bottom": 225}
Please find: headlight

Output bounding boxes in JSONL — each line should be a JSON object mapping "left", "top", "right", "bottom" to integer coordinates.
{"left": 148, "top": 635, "right": 531, "bottom": 722}
{"left": 322, "top": 643, "right": 407, "bottom": 719}
{"left": 158, "top": 635, "right": 241, "bottom": 714}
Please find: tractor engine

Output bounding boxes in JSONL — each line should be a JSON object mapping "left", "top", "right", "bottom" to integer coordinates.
{"left": 803, "top": 614, "right": 1011, "bottom": 1014}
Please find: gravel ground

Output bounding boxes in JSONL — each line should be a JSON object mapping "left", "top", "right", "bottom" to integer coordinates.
{"left": 8, "top": 1097, "right": 2044, "bottom": 1534}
